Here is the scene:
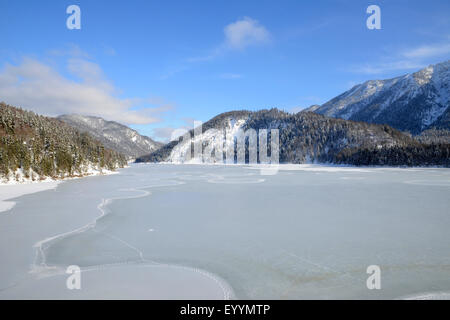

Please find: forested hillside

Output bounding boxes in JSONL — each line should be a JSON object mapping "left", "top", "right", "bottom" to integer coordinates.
{"left": 0, "top": 103, "right": 127, "bottom": 182}
{"left": 136, "top": 108, "right": 450, "bottom": 167}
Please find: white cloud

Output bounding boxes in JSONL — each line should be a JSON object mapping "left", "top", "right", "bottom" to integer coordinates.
{"left": 402, "top": 42, "right": 450, "bottom": 59}
{"left": 186, "top": 17, "right": 271, "bottom": 63}
{"left": 152, "top": 127, "right": 181, "bottom": 142}
{"left": 350, "top": 40, "right": 450, "bottom": 75}
{"left": 224, "top": 17, "right": 271, "bottom": 50}
{"left": 352, "top": 60, "right": 425, "bottom": 74}
{"left": 153, "top": 126, "right": 189, "bottom": 143}
{"left": 0, "top": 58, "right": 172, "bottom": 125}
{"left": 151, "top": 117, "right": 200, "bottom": 142}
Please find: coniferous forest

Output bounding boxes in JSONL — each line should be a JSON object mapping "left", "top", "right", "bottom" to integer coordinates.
{"left": 137, "top": 108, "right": 450, "bottom": 167}
{"left": 0, "top": 102, "right": 127, "bottom": 182}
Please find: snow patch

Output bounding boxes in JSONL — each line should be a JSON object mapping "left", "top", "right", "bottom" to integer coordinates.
{"left": 0, "top": 180, "right": 60, "bottom": 213}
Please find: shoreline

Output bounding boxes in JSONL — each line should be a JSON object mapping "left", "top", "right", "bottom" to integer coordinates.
{"left": 0, "top": 180, "right": 60, "bottom": 213}
{"left": 0, "top": 168, "right": 121, "bottom": 214}
{"left": 134, "top": 161, "right": 449, "bottom": 171}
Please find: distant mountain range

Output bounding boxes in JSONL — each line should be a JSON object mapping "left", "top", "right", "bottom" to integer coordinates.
{"left": 306, "top": 60, "right": 450, "bottom": 134}
{"left": 2, "top": 61, "right": 449, "bottom": 173}
{"left": 136, "top": 61, "right": 450, "bottom": 167}
{"left": 136, "top": 109, "right": 450, "bottom": 166}
{"left": 58, "top": 114, "right": 162, "bottom": 160}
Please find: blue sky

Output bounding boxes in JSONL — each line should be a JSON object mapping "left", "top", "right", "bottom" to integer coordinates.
{"left": 1, "top": 0, "right": 449, "bottom": 141}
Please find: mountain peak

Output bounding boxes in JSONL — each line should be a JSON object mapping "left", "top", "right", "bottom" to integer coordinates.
{"left": 308, "top": 60, "right": 450, "bottom": 134}
{"left": 58, "top": 114, "right": 162, "bottom": 160}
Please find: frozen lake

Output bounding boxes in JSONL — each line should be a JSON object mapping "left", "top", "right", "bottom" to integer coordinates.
{"left": 1, "top": 164, "right": 450, "bottom": 299}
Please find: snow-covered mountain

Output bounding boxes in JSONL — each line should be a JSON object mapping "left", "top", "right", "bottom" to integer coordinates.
{"left": 136, "top": 109, "right": 450, "bottom": 166}
{"left": 307, "top": 60, "right": 450, "bottom": 134}
{"left": 1, "top": 103, "right": 127, "bottom": 183}
{"left": 58, "top": 114, "right": 162, "bottom": 160}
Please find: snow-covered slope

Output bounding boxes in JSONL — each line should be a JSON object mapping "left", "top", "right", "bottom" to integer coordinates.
{"left": 168, "top": 117, "right": 248, "bottom": 163}
{"left": 307, "top": 60, "right": 450, "bottom": 134}
{"left": 135, "top": 109, "right": 450, "bottom": 166}
{"left": 58, "top": 114, "right": 162, "bottom": 160}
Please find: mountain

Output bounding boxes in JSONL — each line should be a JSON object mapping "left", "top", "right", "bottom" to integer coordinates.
{"left": 136, "top": 109, "right": 450, "bottom": 166}
{"left": 0, "top": 103, "right": 127, "bottom": 183}
{"left": 306, "top": 60, "right": 450, "bottom": 134}
{"left": 58, "top": 114, "right": 162, "bottom": 160}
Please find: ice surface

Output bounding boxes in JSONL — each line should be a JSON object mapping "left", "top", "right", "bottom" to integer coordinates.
{"left": 1, "top": 164, "right": 449, "bottom": 299}
{"left": 0, "top": 181, "right": 60, "bottom": 213}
